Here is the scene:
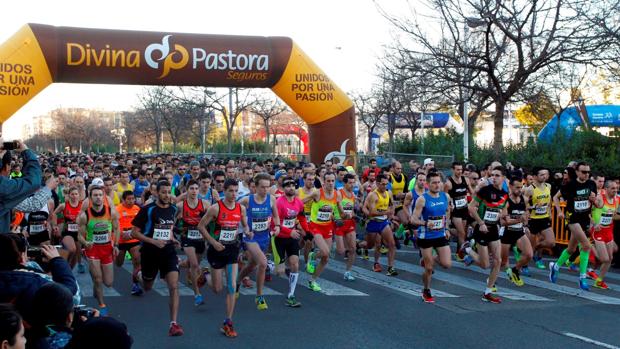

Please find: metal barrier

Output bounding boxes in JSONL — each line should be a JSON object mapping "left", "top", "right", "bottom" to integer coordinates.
{"left": 356, "top": 152, "right": 455, "bottom": 172}
{"left": 551, "top": 201, "right": 569, "bottom": 246}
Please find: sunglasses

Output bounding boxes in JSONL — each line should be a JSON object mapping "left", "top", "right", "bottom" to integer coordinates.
{"left": 216, "top": 180, "right": 225, "bottom": 183}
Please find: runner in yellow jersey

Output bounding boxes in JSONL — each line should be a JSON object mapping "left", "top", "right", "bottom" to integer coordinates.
{"left": 523, "top": 167, "right": 555, "bottom": 270}
{"left": 115, "top": 169, "right": 134, "bottom": 199}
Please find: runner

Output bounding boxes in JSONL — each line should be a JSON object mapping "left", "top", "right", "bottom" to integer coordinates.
{"left": 500, "top": 177, "right": 533, "bottom": 287}
{"left": 77, "top": 185, "right": 120, "bottom": 316}
{"left": 176, "top": 179, "right": 209, "bottom": 306}
{"left": 444, "top": 162, "right": 475, "bottom": 254}
{"left": 589, "top": 180, "right": 619, "bottom": 289}
{"left": 549, "top": 162, "right": 599, "bottom": 291}
{"left": 213, "top": 170, "right": 227, "bottom": 199}
{"left": 411, "top": 172, "right": 452, "bottom": 303}
{"left": 306, "top": 172, "right": 348, "bottom": 290}
{"left": 114, "top": 169, "right": 134, "bottom": 200}
{"left": 523, "top": 167, "right": 555, "bottom": 270}
{"left": 298, "top": 171, "right": 318, "bottom": 265}
{"left": 115, "top": 190, "right": 142, "bottom": 296}
{"left": 131, "top": 180, "right": 184, "bottom": 336}
{"left": 462, "top": 166, "right": 509, "bottom": 304}
{"left": 335, "top": 173, "right": 358, "bottom": 281}
{"left": 51, "top": 186, "right": 82, "bottom": 268}
{"left": 103, "top": 177, "right": 121, "bottom": 206}
{"left": 237, "top": 173, "right": 280, "bottom": 310}
{"left": 274, "top": 176, "right": 309, "bottom": 307}
{"left": 362, "top": 174, "right": 398, "bottom": 276}
{"left": 197, "top": 179, "right": 252, "bottom": 338}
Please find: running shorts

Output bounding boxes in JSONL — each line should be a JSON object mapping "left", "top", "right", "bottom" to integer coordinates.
{"left": 181, "top": 236, "right": 206, "bottom": 255}
{"left": 472, "top": 224, "right": 500, "bottom": 246}
{"left": 529, "top": 218, "right": 551, "bottom": 235}
{"left": 84, "top": 243, "right": 114, "bottom": 265}
{"left": 207, "top": 244, "right": 241, "bottom": 270}
{"left": 309, "top": 222, "right": 334, "bottom": 239}
{"left": 417, "top": 237, "right": 449, "bottom": 249}
{"left": 335, "top": 219, "right": 356, "bottom": 236}
{"left": 118, "top": 241, "right": 140, "bottom": 252}
{"left": 140, "top": 243, "right": 179, "bottom": 280}
{"left": 273, "top": 237, "right": 300, "bottom": 264}
{"left": 591, "top": 226, "right": 614, "bottom": 244}
{"left": 366, "top": 220, "right": 390, "bottom": 234}
{"left": 500, "top": 228, "right": 525, "bottom": 246}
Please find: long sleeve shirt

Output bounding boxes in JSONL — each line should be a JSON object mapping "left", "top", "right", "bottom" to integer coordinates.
{"left": 0, "top": 149, "right": 42, "bottom": 233}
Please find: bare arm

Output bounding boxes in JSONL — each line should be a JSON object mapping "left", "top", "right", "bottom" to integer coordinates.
{"left": 411, "top": 195, "right": 426, "bottom": 226}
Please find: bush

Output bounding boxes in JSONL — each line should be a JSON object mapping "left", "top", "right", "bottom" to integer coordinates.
{"left": 383, "top": 130, "right": 620, "bottom": 176}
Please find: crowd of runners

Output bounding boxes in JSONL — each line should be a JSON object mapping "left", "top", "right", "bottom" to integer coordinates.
{"left": 5, "top": 149, "right": 620, "bottom": 338}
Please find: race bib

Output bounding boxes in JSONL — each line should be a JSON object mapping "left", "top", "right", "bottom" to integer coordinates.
{"left": 153, "top": 228, "right": 171, "bottom": 240}
{"left": 122, "top": 229, "right": 132, "bottom": 240}
{"left": 393, "top": 199, "right": 402, "bottom": 207}
{"left": 187, "top": 229, "right": 202, "bottom": 240}
{"left": 93, "top": 233, "right": 110, "bottom": 244}
{"left": 483, "top": 210, "right": 499, "bottom": 223}
{"left": 67, "top": 223, "right": 78, "bottom": 232}
{"left": 30, "top": 224, "right": 45, "bottom": 233}
{"left": 219, "top": 228, "right": 236, "bottom": 242}
{"left": 574, "top": 200, "right": 589, "bottom": 211}
{"left": 535, "top": 205, "right": 548, "bottom": 215}
{"left": 508, "top": 222, "right": 523, "bottom": 230}
{"left": 317, "top": 210, "right": 332, "bottom": 222}
{"left": 454, "top": 197, "right": 467, "bottom": 209}
{"left": 600, "top": 215, "right": 613, "bottom": 226}
{"left": 427, "top": 217, "right": 444, "bottom": 230}
{"left": 252, "top": 219, "right": 269, "bottom": 232}
{"left": 283, "top": 219, "right": 296, "bottom": 229}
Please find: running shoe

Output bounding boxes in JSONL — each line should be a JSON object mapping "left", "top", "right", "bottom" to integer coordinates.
{"left": 169, "top": 322, "right": 184, "bottom": 337}
{"left": 593, "top": 279, "right": 609, "bottom": 290}
{"left": 77, "top": 263, "right": 86, "bottom": 274}
{"left": 512, "top": 246, "right": 521, "bottom": 261}
{"left": 197, "top": 267, "right": 209, "bottom": 288}
{"left": 548, "top": 262, "right": 558, "bottom": 283}
{"left": 507, "top": 267, "right": 524, "bottom": 287}
{"left": 422, "top": 289, "right": 435, "bottom": 303}
{"left": 586, "top": 270, "right": 599, "bottom": 280}
{"left": 386, "top": 266, "right": 398, "bottom": 276}
{"left": 241, "top": 277, "right": 253, "bottom": 288}
{"left": 535, "top": 259, "right": 546, "bottom": 270}
{"left": 344, "top": 250, "right": 349, "bottom": 260}
{"left": 568, "top": 263, "right": 579, "bottom": 272}
{"left": 99, "top": 305, "right": 108, "bottom": 317}
{"left": 380, "top": 246, "right": 389, "bottom": 254}
{"left": 220, "top": 321, "right": 237, "bottom": 338}
{"left": 457, "top": 241, "right": 470, "bottom": 260}
{"left": 363, "top": 249, "right": 369, "bottom": 260}
{"left": 521, "top": 266, "right": 531, "bottom": 277}
{"left": 125, "top": 251, "right": 132, "bottom": 260}
{"left": 306, "top": 251, "right": 316, "bottom": 274}
{"left": 308, "top": 280, "right": 322, "bottom": 292}
{"left": 394, "top": 224, "right": 406, "bottom": 239}
{"left": 343, "top": 271, "right": 355, "bottom": 281}
{"left": 482, "top": 293, "right": 501, "bottom": 304}
{"left": 285, "top": 296, "right": 302, "bottom": 308}
{"left": 455, "top": 254, "right": 464, "bottom": 262}
{"left": 131, "top": 283, "right": 143, "bottom": 296}
{"left": 564, "top": 259, "right": 572, "bottom": 268}
{"left": 256, "top": 296, "right": 268, "bottom": 310}
{"left": 579, "top": 278, "right": 590, "bottom": 291}
{"left": 373, "top": 262, "right": 382, "bottom": 273}
{"left": 194, "top": 294, "right": 204, "bottom": 307}
{"left": 463, "top": 255, "right": 474, "bottom": 266}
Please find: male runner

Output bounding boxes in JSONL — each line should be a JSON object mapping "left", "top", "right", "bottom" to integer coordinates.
{"left": 306, "top": 172, "right": 347, "bottom": 290}
{"left": 444, "top": 162, "right": 475, "bottom": 253}
{"left": 335, "top": 173, "right": 358, "bottom": 281}
{"left": 52, "top": 186, "right": 82, "bottom": 268}
{"left": 549, "top": 162, "right": 599, "bottom": 290}
{"left": 298, "top": 171, "right": 318, "bottom": 264}
{"left": 274, "top": 177, "right": 309, "bottom": 307}
{"left": 501, "top": 178, "right": 533, "bottom": 287}
{"left": 363, "top": 174, "right": 398, "bottom": 276}
{"left": 588, "top": 180, "right": 619, "bottom": 289}
{"left": 411, "top": 172, "right": 452, "bottom": 303}
{"left": 131, "top": 180, "right": 184, "bottom": 336}
{"left": 176, "top": 179, "right": 209, "bottom": 306}
{"left": 463, "top": 166, "right": 509, "bottom": 303}
{"left": 115, "top": 190, "right": 142, "bottom": 296}
{"left": 114, "top": 169, "right": 134, "bottom": 200}
{"left": 198, "top": 179, "right": 252, "bottom": 338}
{"left": 237, "top": 173, "right": 280, "bottom": 310}
{"left": 523, "top": 167, "right": 555, "bottom": 270}
{"left": 77, "top": 186, "right": 120, "bottom": 316}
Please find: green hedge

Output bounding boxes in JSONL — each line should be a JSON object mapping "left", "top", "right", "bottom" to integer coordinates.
{"left": 382, "top": 130, "right": 620, "bottom": 176}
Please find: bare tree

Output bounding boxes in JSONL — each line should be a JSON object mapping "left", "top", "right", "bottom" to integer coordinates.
{"left": 351, "top": 90, "right": 382, "bottom": 154}
{"left": 137, "top": 87, "right": 169, "bottom": 152}
{"left": 250, "top": 95, "right": 288, "bottom": 152}
{"left": 207, "top": 88, "right": 257, "bottom": 153}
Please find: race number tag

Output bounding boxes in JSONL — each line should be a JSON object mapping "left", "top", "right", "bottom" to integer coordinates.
{"left": 283, "top": 219, "right": 296, "bottom": 229}
{"left": 454, "top": 197, "right": 467, "bottom": 209}
{"left": 187, "top": 229, "right": 202, "bottom": 240}
{"left": 427, "top": 218, "right": 444, "bottom": 230}
{"left": 508, "top": 222, "right": 523, "bottom": 230}
{"left": 483, "top": 210, "right": 500, "bottom": 223}
{"left": 252, "top": 219, "right": 269, "bottom": 232}
{"left": 30, "top": 224, "right": 45, "bottom": 234}
{"left": 153, "top": 228, "right": 171, "bottom": 240}
{"left": 600, "top": 215, "right": 613, "bottom": 226}
{"left": 93, "top": 233, "right": 110, "bottom": 244}
{"left": 219, "top": 227, "right": 236, "bottom": 242}
{"left": 535, "top": 205, "right": 548, "bottom": 215}
{"left": 67, "top": 223, "right": 78, "bottom": 232}
{"left": 574, "top": 200, "right": 589, "bottom": 211}
{"left": 317, "top": 210, "right": 332, "bottom": 222}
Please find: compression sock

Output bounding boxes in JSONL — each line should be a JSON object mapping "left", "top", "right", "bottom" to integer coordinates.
{"left": 579, "top": 250, "right": 590, "bottom": 278}
{"left": 555, "top": 249, "right": 572, "bottom": 270}
{"left": 288, "top": 272, "right": 299, "bottom": 297}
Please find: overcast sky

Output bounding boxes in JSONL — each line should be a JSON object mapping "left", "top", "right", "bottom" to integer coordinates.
{"left": 1, "top": 0, "right": 412, "bottom": 137}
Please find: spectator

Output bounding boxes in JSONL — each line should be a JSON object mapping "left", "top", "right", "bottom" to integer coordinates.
{"left": 28, "top": 283, "right": 75, "bottom": 349}
{"left": 0, "top": 303, "right": 26, "bottom": 349}
{"left": 67, "top": 317, "right": 132, "bottom": 349}
{"left": 0, "top": 235, "right": 77, "bottom": 325}
{"left": 0, "top": 141, "right": 43, "bottom": 233}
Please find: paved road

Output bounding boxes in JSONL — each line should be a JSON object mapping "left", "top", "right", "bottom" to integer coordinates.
{"left": 75, "top": 245, "right": 620, "bottom": 349}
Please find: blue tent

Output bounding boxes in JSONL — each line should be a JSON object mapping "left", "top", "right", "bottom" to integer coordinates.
{"left": 538, "top": 105, "right": 620, "bottom": 142}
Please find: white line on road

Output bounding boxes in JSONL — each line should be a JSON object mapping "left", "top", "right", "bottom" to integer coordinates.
{"left": 451, "top": 261, "right": 620, "bottom": 304}
{"left": 290, "top": 270, "right": 368, "bottom": 296}
{"left": 75, "top": 270, "right": 121, "bottom": 297}
{"left": 379, "top": 257, "right": 552, "bottom": 302}
{"left": 525, "top": 265, "right": 620, "bottom": 291}
{"left": 327, "top": 259, "right": 459, "bottom": 298}
{"left": 562, "top": 332, "right": 620, "bottom": 349}
{"left": 121, "top": 262, "right": 195, "bottom": 296}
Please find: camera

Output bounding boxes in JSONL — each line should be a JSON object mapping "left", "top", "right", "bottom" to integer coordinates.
{"left": 74, "top": 305, "right": 96, "bottom": 319}
{"left": 2, "top": 141, "right": 19, "bottom": 150}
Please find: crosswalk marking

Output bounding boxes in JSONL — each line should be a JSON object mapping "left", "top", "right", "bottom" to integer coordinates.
{"left": 378, "top": 257, "right": 553, "bottom": 302}
{"left": 327, "top": 259, "right": 459, "bottom": 298}
{"left": 200, "top": 260, "right": 283, "bottom": 296}
{"left": 120, "top": 262, "right": 195, "bottom": 296}
{"left": 524, "top": 265, "right": 620, "bottom": 290}
{"left": 450, "top": 261, "right": 620, "bottom": 305}
{"left": 290, "top": 269, "right": 368, "bottom": 296}
{"left": 74, "top": 270, "right": 121, "bottom": 297}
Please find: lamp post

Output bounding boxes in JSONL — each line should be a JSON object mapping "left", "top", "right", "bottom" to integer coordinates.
{"left": 463, "top": 17, "right": 487, "bottom": 161}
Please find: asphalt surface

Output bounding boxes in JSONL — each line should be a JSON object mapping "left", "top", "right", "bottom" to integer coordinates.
{"left": 75, "top": 244, "right": 620, "bottom": 349}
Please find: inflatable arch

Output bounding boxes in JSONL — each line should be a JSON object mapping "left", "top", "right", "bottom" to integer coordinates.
{"left": 0, "top": 24, "right": 355, "bottom": 163}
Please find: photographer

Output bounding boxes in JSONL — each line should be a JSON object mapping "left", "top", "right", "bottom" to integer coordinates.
{"left": 0, "top": 234, "right": 77, "bottom": 325}
{"left": 0, "top": 141, "right": 43, "bottom": 233}
{"left": 0, "top": 303, "right": 27, "bottom": 349}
